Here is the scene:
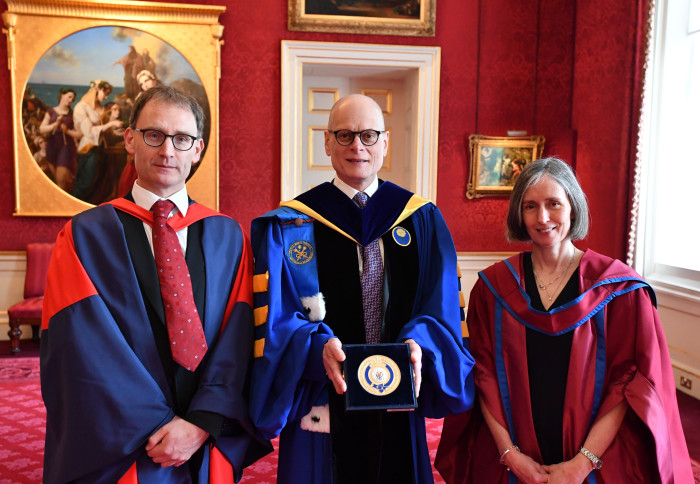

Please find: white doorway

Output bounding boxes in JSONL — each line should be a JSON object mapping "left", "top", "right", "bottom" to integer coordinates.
{"left": 302, "top": 66, "right": 417, "bottom": 191}
{"left": 281, "top": 41, "right": 441, "bottom": 202}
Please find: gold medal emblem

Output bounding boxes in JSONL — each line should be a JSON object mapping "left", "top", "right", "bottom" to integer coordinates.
{"left": 287, "top": 241, "right": 313, "bottom": 265}
{"left": 357, "top": 354, "right": 401, "bottom": 396}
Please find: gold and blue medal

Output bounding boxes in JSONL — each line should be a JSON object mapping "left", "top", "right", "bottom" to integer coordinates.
{"left": 357, "top": 354, "right": 401, "bottom": 396}
{"left": 392, "top": 226, "right": 411, "bottom": 246}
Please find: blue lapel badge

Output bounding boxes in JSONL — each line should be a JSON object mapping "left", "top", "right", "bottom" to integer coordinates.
{"left": 392, "top": 226, "right": 411, "bottom": 247}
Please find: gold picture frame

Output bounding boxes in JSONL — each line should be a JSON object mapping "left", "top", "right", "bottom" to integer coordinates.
{"left": 466, "top": 134, "right": 545, "bottom": 199}
{"left": 288, "top": 0, "right": 436, "bottom": 37}
{"left": 3, "top": 0, "right": 225, "bottom": 216}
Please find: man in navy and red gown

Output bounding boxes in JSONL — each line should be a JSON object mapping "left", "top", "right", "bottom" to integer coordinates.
{"left": 41, "top": 85, "right": 270, "bottom": 483}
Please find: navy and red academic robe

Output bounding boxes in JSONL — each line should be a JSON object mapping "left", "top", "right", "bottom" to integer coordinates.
{"left": 41, "top": 199, "right": 270, "bottom": 484}
{"left": 249, "top": 181, "right": 475, "bottom": 483}
{"left": 435, "top": 250, "right": 693, "bottom": 484}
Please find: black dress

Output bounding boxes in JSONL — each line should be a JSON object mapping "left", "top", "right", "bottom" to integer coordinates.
{"left": 523, "top": 252, "right": 579, "bottom": 465}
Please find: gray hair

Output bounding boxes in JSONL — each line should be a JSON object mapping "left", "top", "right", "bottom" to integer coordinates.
{"left": 506, "top": 156, "right": 589, "bottom": 242}
{"left": 130, "top": 85, "right": 204, "bottom": 139}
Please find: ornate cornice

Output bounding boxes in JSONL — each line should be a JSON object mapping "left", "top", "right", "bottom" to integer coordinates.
{"left": 5, "top": 0, "right": 225, "bottom": 25}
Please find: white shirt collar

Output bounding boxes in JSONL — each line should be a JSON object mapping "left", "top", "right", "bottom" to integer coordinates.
{"left": 132, "top": 181, "right": 190, "bottom": 217}
{"left": 332, "top": 176, "right": 379, "bottom": 200}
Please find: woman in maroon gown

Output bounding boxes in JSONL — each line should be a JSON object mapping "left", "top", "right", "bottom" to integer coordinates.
{"left": 436, "top": 157, "right": 692, "bottom": 484}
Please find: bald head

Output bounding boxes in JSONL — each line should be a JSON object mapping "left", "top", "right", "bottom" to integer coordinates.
{"left": 328, "top": 94, "right": 385, "bottom": 131}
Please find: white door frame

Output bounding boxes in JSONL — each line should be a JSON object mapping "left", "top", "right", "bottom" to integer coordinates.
{"left": 280, "top": 40, "right": 441, "bottom": 202}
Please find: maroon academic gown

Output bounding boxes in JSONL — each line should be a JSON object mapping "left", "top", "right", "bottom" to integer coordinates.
{"left": 436, "top": 250, "right": 693, "bottom": 484}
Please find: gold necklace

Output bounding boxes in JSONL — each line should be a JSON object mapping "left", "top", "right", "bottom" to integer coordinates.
{"left": 534, "top": 248, "right": 576, "bottom": 302}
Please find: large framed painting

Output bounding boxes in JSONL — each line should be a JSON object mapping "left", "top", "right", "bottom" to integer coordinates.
{"left": 466, "top": 134, "right": 545, "bottom": 199}
{"left": 288, "top": 0, "right": 436, "bottom": 37}
{"left": 3, "top": 0, "right": 225, "bottom": 216}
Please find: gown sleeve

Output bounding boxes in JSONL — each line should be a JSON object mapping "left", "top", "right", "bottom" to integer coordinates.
{"left": 395, "top": 205, "right": 475, "bottom": 418}
{"left": 249, "top": 215, "right": 334, "bottom": 439}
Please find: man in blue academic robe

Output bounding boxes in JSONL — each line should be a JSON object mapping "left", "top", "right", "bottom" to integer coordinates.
{"left": 250, "top": 94, "right": 475, "bottom": 483}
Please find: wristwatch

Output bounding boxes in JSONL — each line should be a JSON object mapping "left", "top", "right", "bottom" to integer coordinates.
{"left": 579, "top": 447, "right": 603, "bottom": 470}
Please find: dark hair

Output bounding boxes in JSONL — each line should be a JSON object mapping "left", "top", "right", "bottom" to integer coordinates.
{"left": 94, "top": 80, "right": 113, "bottom": 95}
{"left": 57, "top": 87, "right": 75, "bottom": 102}
{"left": 506, "top": 156, "right": 589, "bottom": 242}
{"left": 129, "top": 85, "right": 204, "bottom": 138}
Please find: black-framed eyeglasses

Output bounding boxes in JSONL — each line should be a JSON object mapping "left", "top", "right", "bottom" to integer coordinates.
{"left": 133, "top": 128, "right": 198, "bottom": 151}
{"left": 328, "top": 129, "right": 385, "bottom": 146}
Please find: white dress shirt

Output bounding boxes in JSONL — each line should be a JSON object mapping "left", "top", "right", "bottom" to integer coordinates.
{"left": 131, "top": 181, "right": 190, "bottom": 255}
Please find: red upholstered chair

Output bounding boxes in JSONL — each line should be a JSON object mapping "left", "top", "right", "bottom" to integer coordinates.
{"left": 7, "top": 242, "right": 54, "bottom": 354}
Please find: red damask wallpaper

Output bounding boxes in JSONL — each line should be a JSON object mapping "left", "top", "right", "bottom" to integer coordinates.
{"left": 0, "top": 0, "right": 645, "bottom": 261}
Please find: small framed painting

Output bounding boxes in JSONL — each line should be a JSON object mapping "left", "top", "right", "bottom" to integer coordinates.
{"left": 466, "top": 134, "right": 545, "bottom": 199}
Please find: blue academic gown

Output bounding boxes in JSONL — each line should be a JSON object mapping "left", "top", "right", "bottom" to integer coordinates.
{"left": 250, "top": 181, "right": 475, "bottom": 483}
{"left": 41, "top": 199, "right": 271, "bottom": 484}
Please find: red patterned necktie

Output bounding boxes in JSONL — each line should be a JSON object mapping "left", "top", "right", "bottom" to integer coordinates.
{"left": 151, "top": 199, "right": 207, "bottom": 371}
{"left": 353, "top": 192, "right": 383, "bottom": 344}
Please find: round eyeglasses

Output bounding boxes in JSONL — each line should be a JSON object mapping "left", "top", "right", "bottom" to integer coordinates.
{"left": 133, "top": 128, "right": 197, "bottom": 151}
{"left": 329, "top": 129, "right": 385, "bottom": 146}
